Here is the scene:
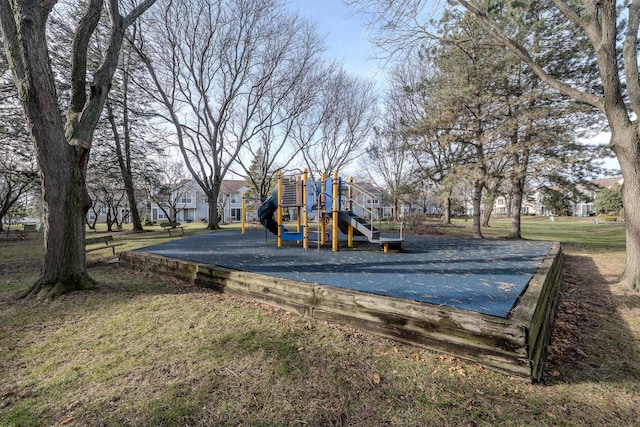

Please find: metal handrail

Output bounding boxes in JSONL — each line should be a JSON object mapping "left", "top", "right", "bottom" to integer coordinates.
{"left": 345, "top": 181, "right": 404, "bottom": 240}
{"left": 344, "top": 181, "right": 378, "bottom": 232}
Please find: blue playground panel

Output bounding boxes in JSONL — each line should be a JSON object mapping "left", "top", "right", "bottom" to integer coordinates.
{"left": 135, "top": 229, "right": 553, "bottom": 318}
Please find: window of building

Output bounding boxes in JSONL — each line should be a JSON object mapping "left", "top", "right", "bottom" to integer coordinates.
{"left": 180, "top": 193, "right": 193, "bottom": 204}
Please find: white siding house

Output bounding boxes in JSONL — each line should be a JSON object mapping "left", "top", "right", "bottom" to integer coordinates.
{"left": 150, "top": 179, "right": 248, "bottom": 224}
{"left": 491, "top": 176, "right": 624, "bottom": 218}
{"left": 572, "top": 176, "right": 623, "bottom": 217}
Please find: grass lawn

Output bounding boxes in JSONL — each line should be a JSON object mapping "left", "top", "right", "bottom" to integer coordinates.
{"left": 1, "top": 218, "right": 639, "bottom": 426}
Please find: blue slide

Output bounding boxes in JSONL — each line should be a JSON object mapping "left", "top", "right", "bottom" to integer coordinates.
{"left": 258, "top": 195, "right": 279, "bottom": 235}
{"left": 258, "top": 186, "right": 284, "bottom": 236}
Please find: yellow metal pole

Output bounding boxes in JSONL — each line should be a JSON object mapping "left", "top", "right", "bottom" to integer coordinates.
{"left": 347, "top": 176, "right": 353, "bottom": 247}
{"left": 348, "top": 176, "right": 353, "bottom": 211}
{"left": 303, "top": 169, "right": 308, "bottom": 249}
{"left": 241, "top": 192, "right": 246, "bottom": 235}
{"left": 297, "top": 176, "right": 301, "bottom": 233}
{"left": 277, "top": 172, "right": 283, "bottom": 247}
{"left": 320, "top": 173, "right": 326, "bottom": 246}
{"left": 332, "top": 172, "right": 339, "bottom": 252}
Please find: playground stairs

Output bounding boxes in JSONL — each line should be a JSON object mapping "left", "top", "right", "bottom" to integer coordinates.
{"left": 338, "top": 211, "right": 404, "bottom": 252}
{"left": 338, "top": 211, "right": 380, "bottom": 240}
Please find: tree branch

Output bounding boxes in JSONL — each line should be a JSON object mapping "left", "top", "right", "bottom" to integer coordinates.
{"left": 70, "top": 0, "right": 157, "bottom": 145}
{"left": 457, "top": 0, "right": 604, "bottom": 111}
{"left": 123, "top": 0, "right": 157, "bottom": 27}
{"left": 67, "top": 0, "right": 103, "bottom": 116}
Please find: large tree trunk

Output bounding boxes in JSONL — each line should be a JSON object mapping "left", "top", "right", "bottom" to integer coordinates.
{"left": 0, "top": 2, "right": 94, "bottom": 299}
{"left": 124, "top": 182, "right": 143, "bottom": 231}
{"left": 207, "top": 194, "right": 221, "bottom": 230}
{"left": 509, "top": 175, "right": 525, "bottom": 239}
{"left": 1, "top": 0, "right": 156, "bottom": 298}
{"left": 612, "top": 128, "right": 640, "bottom": 290}
{"left": 394, "top": 196, "right": 400, "bottom": 221}
{"left": 24, "top": 142, "right": 95, "bottom": 298}
{"left": 472, "top": 180, "right": 484, "bottom": 238}
{"left": 443, "top": 195, "right": 452, "bottom": 224}
{"left": 206, "top": 178, "right": 221, "bottom": 230}
{"left": 24, "top": 109, "right": 95, "bottom": 298}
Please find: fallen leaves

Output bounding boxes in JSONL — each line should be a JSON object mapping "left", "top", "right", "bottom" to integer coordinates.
{"left": 434, "top": 354, "right": 470, "bottom": 377}
{"left": 543, "top": 280, "right": 592, "bottom": 381}
{"left": 448, "top": 365, "right": 467, "bottom": 377}
{"left": 65, "top": 400, "right": 80, "bottom": 411}
{"left": 373, "top": 373, "right": 381, "bottom": 385}
{"left": 1, "top": 390, "right": 16, "bottom": 399}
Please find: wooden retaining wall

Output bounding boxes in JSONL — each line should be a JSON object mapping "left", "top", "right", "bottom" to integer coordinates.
{"left": 119, "top": 243, "right": 563, "bottom": 381}
{"left": 511, "top": 243, "right": 564, "bottom": 380}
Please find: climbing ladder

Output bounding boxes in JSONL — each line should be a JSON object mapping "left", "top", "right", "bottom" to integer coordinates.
{"left": 280, "top": 175, "right": 302, "bottom": 207}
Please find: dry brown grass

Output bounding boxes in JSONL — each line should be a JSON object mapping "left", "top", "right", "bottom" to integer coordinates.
{"left": 1, "top": 224, "right": 639, "bottom": 426}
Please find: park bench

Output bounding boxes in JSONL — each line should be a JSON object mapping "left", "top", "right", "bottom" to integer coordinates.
{"left": 3, "top": 223, "right": 39, "bottom": 239}
{"left": 4, "top": 229, "right": 27, "bottom": 240}
{"left": 85, "top": 235, "right": 123, "bottom": 255}
{"left": 160, "top": 222, "right": 185, "bottom": 237}
{"left": 23, "top": 223, "right": 38, "bottom": 232}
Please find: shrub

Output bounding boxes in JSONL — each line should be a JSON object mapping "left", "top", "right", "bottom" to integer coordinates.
{"left": 405, "top": 212, "right": 428, "bottom": 229}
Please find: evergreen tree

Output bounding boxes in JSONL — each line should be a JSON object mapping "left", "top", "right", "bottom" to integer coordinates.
{"left": 594, "top": 184, "right": 624, "bottom": 215}
{"left": 244, "top": 147, "right": 276, "bottom": 200}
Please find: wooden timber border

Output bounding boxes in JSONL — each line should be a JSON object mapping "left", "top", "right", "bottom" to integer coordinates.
{"left": 119, "top": 242, "right": 563, "bottom": 381}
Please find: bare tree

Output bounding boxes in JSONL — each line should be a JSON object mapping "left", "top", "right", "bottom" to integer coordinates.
{"left": 361, "top": 76, "right": 415, "bottom": 220}
{"left": 0, "top": 56, "right": 39, "bottom": 231}
{"left": 294, "top": 65, "right": 378, "bottom": 177}
{"left": 236, "top": 58, "right": 325, "bottom": 200}
{"left": 145, "top": 160, "right": 189, "bottom": 224}
{"left": 348, "top": 0, "right": 640, "bottom": 290}
{"left": 0, "top": 144, "right": 38, "bottom": 231}
{"left": 86, "top": 165, "right": 127, "bottom": 231}
{"left": 0, "top": 0, "right": 156, "bottom": 298}
{"left": 133, "top": 0, "right": 323, "bottom": 229}
{"left": 104, "top": 35, "right": 161, "bottom": 232}
{"left": 363, "top": 131, "right": 412, "bottom": 221}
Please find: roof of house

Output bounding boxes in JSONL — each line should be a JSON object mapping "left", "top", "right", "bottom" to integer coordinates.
{"left": 593, "top": 176, "right": 623, "bottom": 189}
{"left": 355, "top": 181, "right": 384, "bottom": 194}
{"left": 219, "top": 179, "right": 247, "bottom": 194}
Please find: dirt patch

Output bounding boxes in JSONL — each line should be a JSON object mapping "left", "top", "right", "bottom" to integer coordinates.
{"left": 543, "top": 249, "right": 639, "bottom": 385}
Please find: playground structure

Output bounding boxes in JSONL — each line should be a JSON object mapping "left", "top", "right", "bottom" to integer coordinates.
{"left": 242, "top": 171, "right": 404, "bottom": 252}
{"left": 124, "top": 172, "right": 562, "bottom": 380}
